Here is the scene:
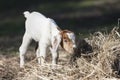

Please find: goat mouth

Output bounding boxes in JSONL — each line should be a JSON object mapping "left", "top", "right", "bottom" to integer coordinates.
{"left": 67, "top": 50, "right": 74, "bottom": 54}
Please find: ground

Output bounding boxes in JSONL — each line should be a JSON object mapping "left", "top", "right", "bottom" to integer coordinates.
{"left": 0, "top": 27, "right": 120, "bottom": 80}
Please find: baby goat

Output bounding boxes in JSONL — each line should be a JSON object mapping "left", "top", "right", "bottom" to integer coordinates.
{"left": 19, "top": 11, "right": 76, "bottom": 68}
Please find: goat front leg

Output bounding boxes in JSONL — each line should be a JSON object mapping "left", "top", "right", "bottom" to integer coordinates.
{"left": 50, "top": 35, "right": 61, "bottom": 69}
{"left": 19, "top": 33, "right": 32, "bottom": 68}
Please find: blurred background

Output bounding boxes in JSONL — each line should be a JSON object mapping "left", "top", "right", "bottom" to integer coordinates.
{"left": 0, "top": 0, "right": 120, "bottom": 54}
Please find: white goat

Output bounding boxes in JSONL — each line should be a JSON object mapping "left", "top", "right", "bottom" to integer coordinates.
{"left": 19, "top": 11, "right": 76, "bottom": 68}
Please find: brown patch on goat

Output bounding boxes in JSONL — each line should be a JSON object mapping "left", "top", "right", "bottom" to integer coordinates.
{"left": 60, "top": 30, "right": 74, "bottom": 53}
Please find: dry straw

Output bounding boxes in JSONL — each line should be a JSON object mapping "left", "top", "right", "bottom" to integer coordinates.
{"left": 0, "top": 27, "right": 120, "bottom": 80}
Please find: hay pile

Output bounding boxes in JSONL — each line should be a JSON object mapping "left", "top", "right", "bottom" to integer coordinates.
{"left": 0, "top": 27, "right": 120, "bottom": 80}
{"left": 76, "top": 27, "right": 120, "bottom": 80}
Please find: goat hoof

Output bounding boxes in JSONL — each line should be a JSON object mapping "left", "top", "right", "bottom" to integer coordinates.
{"left": 20, "top": 65, "right": 25, "bottom": 68}
{"left": 51, "top": 64, "right": 57, "bottom": 70}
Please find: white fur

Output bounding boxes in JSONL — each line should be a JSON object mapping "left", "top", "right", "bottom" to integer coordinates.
{"left": 67, "top": 33, "right": 76, "bottom": 48}
{"left": 19, "top": 11, "right": 61, "bottom": 68}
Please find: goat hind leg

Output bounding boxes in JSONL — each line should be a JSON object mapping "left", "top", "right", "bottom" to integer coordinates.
{"left": 19, "top": 33, "right": 32, "bottom": 68}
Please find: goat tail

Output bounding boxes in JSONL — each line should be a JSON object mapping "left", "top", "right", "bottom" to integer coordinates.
{"left": 23, "top": 11, "right": 30, "bottom": 18}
